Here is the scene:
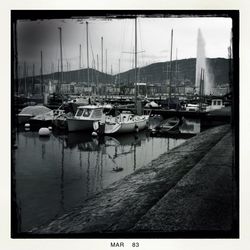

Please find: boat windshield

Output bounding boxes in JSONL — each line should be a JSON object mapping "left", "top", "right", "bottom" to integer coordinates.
{"left": 76, "top": 108, "right": 91, "bottom": 117}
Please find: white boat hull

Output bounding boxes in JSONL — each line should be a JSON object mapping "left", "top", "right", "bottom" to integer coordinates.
{"left": 105, "top": 115, "right": 149, "bottom": 134}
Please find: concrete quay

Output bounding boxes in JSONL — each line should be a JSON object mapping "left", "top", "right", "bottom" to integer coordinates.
{"left": 30, "top": 124, "right": 237, "bottom": 237}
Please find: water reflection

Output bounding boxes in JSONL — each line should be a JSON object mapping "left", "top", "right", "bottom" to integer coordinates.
{"left": 14, "top": 126, "right": 190, "bottom": 232}
{"left": 179, "top": 118, "right": 201, "bottom": 134}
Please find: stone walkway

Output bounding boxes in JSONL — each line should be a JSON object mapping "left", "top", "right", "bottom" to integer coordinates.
{"left": 131, "top": 132, "right": 234, "bottom": 233}
{"left": 30, "top": 125, "right": 235, "bottom": 236}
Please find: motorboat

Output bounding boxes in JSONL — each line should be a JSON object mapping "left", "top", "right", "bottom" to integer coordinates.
{"left": 93, "top": 111, "right": 149, "bottom": 135}
{"left": 67, "top": 105, "right": 104, "bottom": 132}
{"left": 206, "top": 99, "right": 225, "bottom": 111}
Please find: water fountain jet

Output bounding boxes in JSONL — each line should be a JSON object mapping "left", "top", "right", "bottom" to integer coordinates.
{"left": 195, "top": 29, "right": 214, "bottom": 95}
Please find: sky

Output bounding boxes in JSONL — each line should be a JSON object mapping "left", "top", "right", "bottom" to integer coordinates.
{"left": 16, "top": 16, "right": 232, "bottom": 76}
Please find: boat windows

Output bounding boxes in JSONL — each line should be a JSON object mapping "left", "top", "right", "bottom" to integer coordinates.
{"left": 76, "top": 108, "right": 83, "bottom": 117}
{"left": 82, "top": 109, "right": 91, "bottom": 117}
{"left": 76, "top": 108, "right": 91, "bottom": 117}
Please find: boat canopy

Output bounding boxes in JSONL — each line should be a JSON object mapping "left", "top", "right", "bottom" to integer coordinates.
{"left": 18, "top": 105, "right": 51, "bottom": 116}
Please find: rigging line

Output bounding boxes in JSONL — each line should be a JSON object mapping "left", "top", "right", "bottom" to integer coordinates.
{"left": 129, "top": 18, "right": 134, "bottom": 71}
{"left": 139, "top": 18, "right": 145, "bottom": 69}
{"left": 88, "top": 31, "right": 96, "bottom": 68}
{"left": 89, "top": 33, "right": 100, "bottom": 83}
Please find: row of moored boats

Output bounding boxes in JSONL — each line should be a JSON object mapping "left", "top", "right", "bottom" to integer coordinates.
{"left": 17, "top": 104, "right": 150, "bottom": 135}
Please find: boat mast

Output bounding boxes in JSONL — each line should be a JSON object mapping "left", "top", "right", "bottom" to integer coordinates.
{"left": 105, "top": 48, "right": 107, "bottom": 99}
{"left": 118, "top": 58, "right": 121, "bottom": 91}
{"left": 101, "top": 37, "right": 103, "bottom": 73}
{"left": 175, "top": 48, "right": 178, "bottom": 96}
{"left": 58, "top": 27, "right": 63, "bottom": 93}
{"left": 199, "top": 68, "right": 204, "bottom": 110}
{"left": 78, "top": 44, "right": 81, "bottom": 83}
{"left": 79, "top": 44, "right": 82, "bottom": 69}
{"left": 32, "top": 63, "right": 35, "bottom": 94}
{"left": 135, "top": 16, "right": 138, "bottom": 113}
{"left": 101, "top": 37, "right": 103, "bottom": 99}
{"left": 86, "top": 22, "right": 90, "bottom": 95}
{"left": 96, "top": 53, "right": 99, "bottom": 98}
{"left": 24, "top": 61, "right": 27, "bottom": 95}
{"left": 169, "top": 29, "right": 173, "bottom": 107}
{"left": 40, "top": 51, "right": 43, "bottom": 96}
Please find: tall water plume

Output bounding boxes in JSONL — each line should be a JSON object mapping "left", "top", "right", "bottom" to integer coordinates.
{"left": 195, "top": 29, "right": 214, "bottom": 95}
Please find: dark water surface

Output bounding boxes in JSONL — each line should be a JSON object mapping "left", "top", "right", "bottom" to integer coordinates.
{"left": 13, "top": 118, "right": 200, "bottom": 232}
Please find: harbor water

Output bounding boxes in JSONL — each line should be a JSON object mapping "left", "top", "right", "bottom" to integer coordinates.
{"left": 13, "top": 118, "right": 200, "bottom": 232}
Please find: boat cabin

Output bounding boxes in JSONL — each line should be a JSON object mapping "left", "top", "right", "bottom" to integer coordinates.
{"left": 211, "top": 99, "right": 224, "bottom": 109}
{"left": 119, "top": 111, "right": 134, "bottom": 122}
{"left": 206, "top": 99, "right": 225, "bottom": 111}
{"left": 74, "top": 105, "right": 103, "bottom": 120}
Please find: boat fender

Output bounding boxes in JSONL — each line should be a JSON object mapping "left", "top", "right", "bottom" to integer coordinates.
{"left": 92, "top": 131, "right": 98, "bottom": 137}
{"left": 38, "top": 127, "right": 50, "bottom": 137}
{"left": 93, "top": 121, "right": 99, "bottom": 131}
{"left": 135, "top": 124, "right": 139, "bottom": 133}
{"left": 24, "top": 123, "right": 30, "bottom": 128}
{"left": 48, "top": 126, "right": 52, "bottom": 130}
{"left": 24, "top": 123, "right": 30, "bottom": 131}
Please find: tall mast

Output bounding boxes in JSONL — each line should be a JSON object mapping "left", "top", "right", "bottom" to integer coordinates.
{"left": 32, "top": 63, "right": 35, "bottom": 94}
{"left": 101, "top": 37, "right": 103, "bottom": 73}
{"left": 24, "top": 61, "right": 27, "bottom": 95}
{"left": 91, "top": 59, "right": 95, "bottom": 85}
{"left": 135, "top": 17, "right": 138, "bottom": 109}
{"left": 199, "top": 68, "right": 204, "bottom": 110}
{"left": 86, "top": 22, "right": 89, "bottom": 92}
{"left": 175, "top": 48, "right": 178, "bottom": 95}
{"left": 105, "top": 49, "right": 107, "bottom": 75}
{"left": 57, "top": 59, "right": 59, "bottom": 92}
{"left": 58, "top": 27, "right": 63, "bottom": 93}
{"left": 105, "top": 48, "right": 107, "bottom": 99}
{"left": 66, "top": 61, "right": 69, "bottom": 82}
{"left": 169, "top": 29, "right": 173, "bottom": 105}
{"left": 118, "top": 58, "right": 121, "bottom": 90}
{"left": 78, "top": 44, "right": 81, "bottom": 83}
{"left": 96, "top": 54, "right": 99, "bottom": 97}
{"left": 40, "top": 51, "right": 44, "bottom": 95}
{"left": 79, "top": 44, "right": 82, "bottom": 69}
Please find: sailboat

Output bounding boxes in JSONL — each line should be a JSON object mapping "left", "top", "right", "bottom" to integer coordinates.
{"left": 93, "top": 17, "right": 149, "bottom": 135}
{"left": 67, "top": 22, "right": 106, "bottom": 132}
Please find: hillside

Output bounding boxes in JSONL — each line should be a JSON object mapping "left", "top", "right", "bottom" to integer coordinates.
{"left": 18, "top": 58, "right": 230, "bottom": 88}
